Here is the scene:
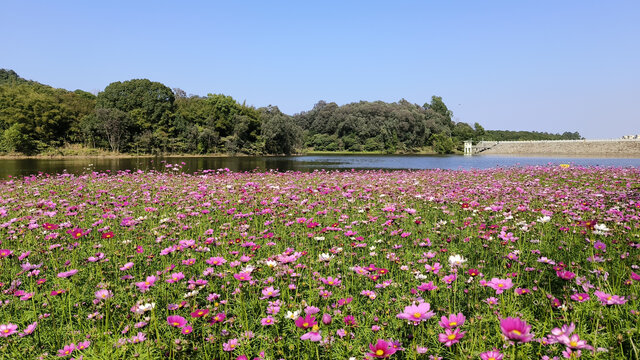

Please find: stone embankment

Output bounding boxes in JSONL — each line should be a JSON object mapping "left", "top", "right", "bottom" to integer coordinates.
{"left": 477, "top": 139, "right": 640, "bottom": 157}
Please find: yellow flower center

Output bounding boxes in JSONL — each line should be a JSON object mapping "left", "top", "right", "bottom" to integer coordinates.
{"left": 376, "top": 350, "right": 384, "bottom": 356}
{"left": 328, "top": 281, "right": 334, "bottom": 285}
{"left": 449, "top": 321, "right": 457, "bottom": 326}
{"left": 172, "top": 322, "right": 179, "bottom": 326}
{"left": 607, "top": 296, "right": 612, "bottom": 301}
{"left": 268, "top": 291, "right": 273, "bottom": 295}
{"left": 447, "top": 334, "right": 456, "bottom": 340}
{"left": 570, "top": 340, "right": 578, "bottom": 347}
{"left": 498, "top": 284, "right": 504, "bottom": 287}
{"left": 303, "top": 322, "right": 309, "bottom": 327}
{"left": 578, "top": 296, "right": 583, "bottom": 300}
{"left": 312, "top": 324, "right": 319, "bottom": 332}
{"left": 511, "top": 330, "right": 521, "bottom": 336}
{"left": 2, "top": 330, "right": 8, "bottom": 333}
{"left": 413, "top": 312, "right": 422, "bottom": 318}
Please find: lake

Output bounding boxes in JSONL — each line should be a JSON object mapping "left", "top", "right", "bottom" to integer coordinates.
{"left": 1, "top": 154, "right": 640, "bottom": 177}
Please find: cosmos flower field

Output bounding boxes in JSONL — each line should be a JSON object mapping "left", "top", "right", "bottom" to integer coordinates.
{"left": 1, "top": 166, "right": 639, "bottom": 360}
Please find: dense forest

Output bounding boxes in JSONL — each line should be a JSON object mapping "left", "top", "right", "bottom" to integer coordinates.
{"left": 0, "top": 69, "right": 582, "bottom": 156}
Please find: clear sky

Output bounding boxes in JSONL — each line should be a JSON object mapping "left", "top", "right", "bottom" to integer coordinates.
{"left": 2, "top": 1, "right": 639, "bottom": 138}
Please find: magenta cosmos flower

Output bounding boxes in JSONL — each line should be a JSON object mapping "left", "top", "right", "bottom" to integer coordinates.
{"left": 191, "top": 309, "right": 209, "bottom": 318}
{"left": 500, "top": 317, "right": 534, "bottom": 343}
{"left": 438, "top": 313, "right": 465, "bottom": 329}
{"left": 0, "top": 323, "right": 18, "bottom": 337}
{"left": 396, "top": 302, "right": 435, "bottom": 323}
{"left": 295, "top": 315, "right": 317, "bottom": 329}
{"left": 167, "top": 315, "right": 187, "bottom": 328}
{"left": 438, "top": 328, "right": 466, "bottom": 347}
{"left": 366, "top": 339, "right": 398, "bottom": 358}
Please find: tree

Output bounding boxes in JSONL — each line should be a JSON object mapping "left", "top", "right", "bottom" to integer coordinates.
{"left": 96, "top": 108, "right": 130, "bottom": 152}
{"left": 261, "top": 114, "right": 303, "bottom": 155}
{"left": 430, "top": 133, "right": 455, "bottom": 154}
{"left": 425, "top": 96, "right": 453, "bottom": 129}
{"left": 96, "top": 79, "right": 175, "bottom": 132}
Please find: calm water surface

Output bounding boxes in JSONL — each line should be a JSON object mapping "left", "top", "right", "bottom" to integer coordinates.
{"left": 1, "top": 155, "right": 640, "bottom": 178}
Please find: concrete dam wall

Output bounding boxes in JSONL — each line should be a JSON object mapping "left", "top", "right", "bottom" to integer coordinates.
{"left": 476, "top": 139, "right": 640, "bottom": 157}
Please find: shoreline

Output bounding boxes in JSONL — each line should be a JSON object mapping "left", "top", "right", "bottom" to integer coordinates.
{"left": 1, "top": 151, "right": 640, "bottom": 160}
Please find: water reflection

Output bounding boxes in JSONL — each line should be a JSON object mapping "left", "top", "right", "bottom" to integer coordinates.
{"left": 1, "top": 154, "right": 639, "bottom": 178}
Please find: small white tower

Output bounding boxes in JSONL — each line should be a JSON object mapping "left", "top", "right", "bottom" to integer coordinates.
{"left": 463, "top": 140, "right": 473, "bottom": 155}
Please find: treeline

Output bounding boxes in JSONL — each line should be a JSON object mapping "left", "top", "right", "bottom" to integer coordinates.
{"left": 0, "top": 69, "right": 581, "bottom": 155}
{"left": 481, "top": 130, "right": 582, "bottom": 141}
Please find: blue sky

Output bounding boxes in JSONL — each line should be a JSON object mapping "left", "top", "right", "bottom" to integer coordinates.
{"left": 2, "top": 1, "right": 639, "bottom": 138}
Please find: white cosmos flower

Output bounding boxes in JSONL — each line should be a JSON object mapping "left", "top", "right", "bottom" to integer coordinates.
{"left": 285, "top": 310, "right": 300, "bottom": 320}
{"left": 318, "top": 253, "right": 334, "bottom": 262}
{"left": 448, "top": 254, "right": 467, "bottom": 267}
{"left": 537, "top": 216, "right": 551, "bottom": 223}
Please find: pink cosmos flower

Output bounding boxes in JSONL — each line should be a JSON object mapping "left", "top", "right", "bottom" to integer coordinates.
{"left": 594, "top": 290, "right": 627, "bottom": 305}
{"left": 223, "top": 338, "right": 239, "bottom": 351}
{"left": 76, "top": 340, "right": 91, "bottom": 350}
{"left": 417, "top": 281, "right": 438, "bottom": 291}
{"left": 397, "top": 302, "right": 435, "bottom": 323}
{"left": 57, "top": 343, "right": 76, "bottom": 357}
{"left": 260, "top": 286, "right": 280, "bottom": 299}
{"left": 556, "top": 270, "right": 576, "bottom": 280}
{"left": 20, "top": 322, "right": 37, "bottom": 337}
{"left": 0, "top": 249, "right": 12, "bottom": 258}
{"left": 206, "top": 256, "right": 227, "bottom": 266}
{"left": 181, "top": 325, "right": 193, "bottom": 335}
{"left": 366, "top": 339, "right": 398, "bottom": 358}
{"left": 438, "top": 328, "right": 466, "bottom": 347}
{"left": 425, "top": 262, "right": 442, "bottom": 274}
{"left": 320, "top": 276, "right": 341, "bottom": 286}
{"left": 570, "top": 293, "right": 590, "bottom": 302}
{"left": 166, "top": 272, "right": 185, "bottom": 283}
{"left": 119, "top": 262, "right": 134, "bottom": 271}
{"left": 438, "top": 313, "right": 465, "bottom": 329}
{"left": 500, "top": 317, "right": 534, "bottom": 343}
{"left": 167, "top": 315, "right": 187, "bottom": 328}
{"left": 234, "top": 272, "right": 252, "bottom": 281}
{"left": 300, "top": 330, "right": 322, "bottom": 341}
{"left": 261, "top": 316, "right": 276, "bottom": 326}
{"left": 135, "top": 275, "right": 157, "bottom": 292}
{"left": 0, "top": 323, "right": 18, "bottom": 337}
{"left": 209, "top": 312, "right": 226, "bottom": 324}
{"left": 479, "top": 349, "right": 503, "bottom": 360}
{"left": 57, "top": 269, "right": 78, "bottom": 278}
{"left": 487, "top": 278, "right": 514, "bottom": 294}
{"left": 95, "top": 289, "right": 113, "bottom": 300}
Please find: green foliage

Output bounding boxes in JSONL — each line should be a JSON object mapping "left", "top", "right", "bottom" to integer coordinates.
{"left": 430, "top": 132, "right": 455, "bottom": 154}
{"left": 482, "top": 130, "right": 583, "bottom": 141}
{"left": 0, "top": 69, "right": 584, "bottom": 155}
{"left": 261, "top": 113, "right": 303, "bottom": 155}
